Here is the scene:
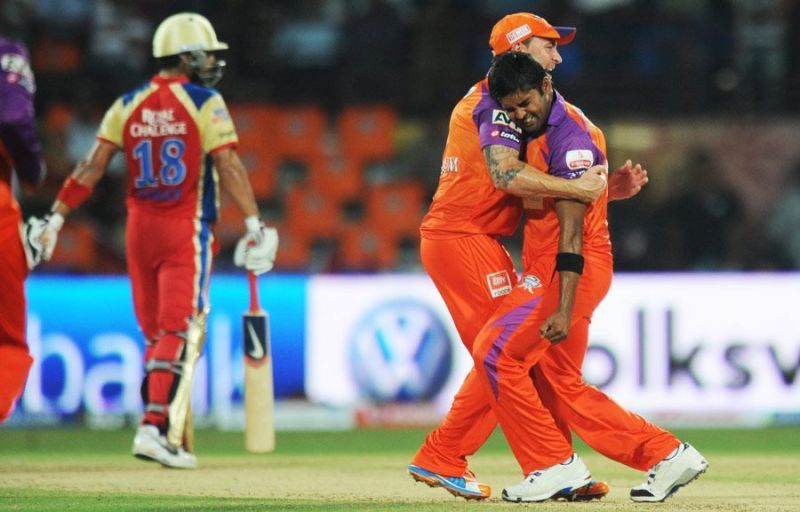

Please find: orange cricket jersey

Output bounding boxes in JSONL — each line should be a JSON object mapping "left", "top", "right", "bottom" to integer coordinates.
{"left": 96, "top": 75, "right": 238, "bottom": 222}
{"left": 420, "top": 79, "right": 524, "bottom": 240}
{"left": 521, "top": 91, "right": 612, "bottom": 273}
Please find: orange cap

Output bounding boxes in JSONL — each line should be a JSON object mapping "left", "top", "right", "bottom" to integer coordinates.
{"left": 489, "top": 12, "right": 576, "bottom": 55}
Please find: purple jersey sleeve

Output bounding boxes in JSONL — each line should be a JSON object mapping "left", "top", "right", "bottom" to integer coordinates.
{"left": 548, "top": 133, "right": 604, "bottom": 180}
{"left": 473, "top": 84, "right": 523, "bottom": 151}
{"left": 0, "top": 38, "right": 45, "bottom": 187}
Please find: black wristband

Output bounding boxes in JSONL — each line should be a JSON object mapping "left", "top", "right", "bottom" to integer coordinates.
{"left": 556, "top": 252, "right": 584, "bottom": 275}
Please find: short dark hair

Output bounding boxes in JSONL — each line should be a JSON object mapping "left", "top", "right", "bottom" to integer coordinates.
{"left": 488, "top": 52, "right": 548, "bottom": 102}
{"left": 156, "top": 55, "right": 182, "bottom": 70}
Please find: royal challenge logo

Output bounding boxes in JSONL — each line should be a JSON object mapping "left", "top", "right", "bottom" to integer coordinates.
{"left": 349, "top": 300, "right": 452, "bottom": 402}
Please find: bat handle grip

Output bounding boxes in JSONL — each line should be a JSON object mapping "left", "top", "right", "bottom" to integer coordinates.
{"left": 248, "top": 271, "right": 261, "bottom": 312}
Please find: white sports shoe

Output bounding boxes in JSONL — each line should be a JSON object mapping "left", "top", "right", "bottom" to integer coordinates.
{"left": 630, "top": 442, "right": 708, "bottom": 502}
{"left": 502, "top": 454, "right": 592, "bottom": 503}
{"left": 132, "top": 425, "right": 198, "bottom": 469}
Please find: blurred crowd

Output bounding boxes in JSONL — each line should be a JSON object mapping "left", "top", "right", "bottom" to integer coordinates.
{"left": 3, "top": 0, "right": 800, "bottom": 272}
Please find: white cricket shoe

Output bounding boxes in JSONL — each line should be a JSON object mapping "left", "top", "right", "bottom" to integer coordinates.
{"left": 132, "top": 424, "right": 198, "bottom": 469}
{"left": 630, "top": 442, "right": 708, "bottom": 502}
{"left": 502, "top": 454, "right": 592, "bottom": 503}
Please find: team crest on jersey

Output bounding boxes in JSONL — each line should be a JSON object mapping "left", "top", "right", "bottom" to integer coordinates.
{"left": 565, "top": 149, "right": 594, "bottom": 170}
{"left": 492, "top": 110, "right": 521, "bottom": 132}
{"left": 211, "top": 107, "right": 231, "bottom": 124}
{"left": 1, "top": 53, "right": 35, "bottom": 93}
{"left": 518, "top": 274, "right": 542, "bottom": 293}
{"left": 486, "top": 270, "right": 512, "bottom": 298}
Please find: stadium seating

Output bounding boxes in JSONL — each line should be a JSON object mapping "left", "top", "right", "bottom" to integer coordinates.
{"left": 47, "top": 220, "right": 97, "bottom": 272}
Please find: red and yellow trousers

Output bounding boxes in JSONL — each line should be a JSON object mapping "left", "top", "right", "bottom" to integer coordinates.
{"left": 126, "top": 209, "right": 215, "bottom": 430}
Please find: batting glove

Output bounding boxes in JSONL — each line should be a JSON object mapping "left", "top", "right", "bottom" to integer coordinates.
{"left": 234, "top": 217, "right": 279, "bottom": 275}
{"left": 41, "top": 213, "right": 64, "bottom": 261}
{"left": 21, "top": 216, "right": 46, "bottom": 269}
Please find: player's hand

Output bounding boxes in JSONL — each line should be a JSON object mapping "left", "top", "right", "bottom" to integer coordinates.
{"left": 21, "top": 213, "right": 63, "bottom": 269}
{"left": 21, "top": 216, "right": 47, "bottom": 269}
{"left": 540, "top": 309, "right": 570, "bottom": 344}
{"left": 234, "top": 222, "right": 279, "bottom": 275}
{"left": 574, "top": 165, "right": 607, "bottom": 203}
{"left": 40, "top": 213, "right": 64, "bottom": 261}
{"left": 608, "top": 159, "right": 648, "bottom": 201}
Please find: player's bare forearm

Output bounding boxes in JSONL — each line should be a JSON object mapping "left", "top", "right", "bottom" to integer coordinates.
{"left": 52, "top": 141, "right": 116, "bottom": 217}
{"left": 213, "top": 147, "right": 259, "bottom": 219}
{"left": 483, "top": 145, "right": 605, "bottom": 202}
{"left": 554, "top": 199, "right": 585, "bottom": 317}
{"left": 541, "top": 200, "right": 585, "bottom": 343}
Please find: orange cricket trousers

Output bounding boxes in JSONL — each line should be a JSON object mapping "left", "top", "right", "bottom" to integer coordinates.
{"left": 411, "top": 234, "right": 516, "bottom": 475}
{"left": 473, "top": 252, "right": 679, "bottom": 474}
{"left": 0, "top": 196, "right": 33, "bottom": 422}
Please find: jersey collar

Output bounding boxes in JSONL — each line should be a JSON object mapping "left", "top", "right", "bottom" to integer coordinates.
{"left": 546, "top": 90, "right": 568, "bottom": 128}
{"left": 151, "top": 74, "right": 190, "bottom": 86}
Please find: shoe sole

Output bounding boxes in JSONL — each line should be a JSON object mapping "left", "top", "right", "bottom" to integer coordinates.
{"left": 555, "top": 482, "right": 609, "bottom": 502}
{"left": 408, "top": 467, "right": 489, "bottom": 500}
{"left": 133, "top": 446, "right": 197, "bottom": 470}
{"left": 630, "top": 462, "right": 709, "bottom": 503}
{"left": 502, "top": 476, "right": 592, "bottom": 503}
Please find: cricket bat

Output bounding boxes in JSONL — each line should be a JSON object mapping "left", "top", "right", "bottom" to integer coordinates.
{"left": 243, "top": 271, "right": 275, "bottom": 453}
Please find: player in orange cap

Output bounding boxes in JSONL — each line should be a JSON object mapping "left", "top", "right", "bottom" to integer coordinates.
{"left": 408, "top": 12, "right": 647, "bottom": 501}
{"left": 471, "top": 51, "right": 707, "bottom": 503}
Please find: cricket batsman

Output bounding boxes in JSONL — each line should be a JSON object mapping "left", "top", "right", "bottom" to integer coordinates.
{"left": 28, "top": 12, "right": 278, "bottom": 468}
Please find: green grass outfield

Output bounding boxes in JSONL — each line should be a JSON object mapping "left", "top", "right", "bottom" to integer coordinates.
{"left": 1, "top": 427, "right": 799, "bottom": 511}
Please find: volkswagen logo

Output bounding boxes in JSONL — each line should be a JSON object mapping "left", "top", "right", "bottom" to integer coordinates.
{"left": 349, "top": 300, "right": 452, "bottom": 402}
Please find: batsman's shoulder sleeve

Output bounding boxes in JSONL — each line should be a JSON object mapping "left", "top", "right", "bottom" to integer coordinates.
{"left": 199, "top": 93, "right": 238, "bottom": 153}
{"left": 96, "top": 97, "right": 126, "bottom": 148}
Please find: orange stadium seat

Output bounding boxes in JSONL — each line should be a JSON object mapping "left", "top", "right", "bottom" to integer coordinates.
{"left": 240, "top": 148, "right": 278, "bottom": 200}
{"left": 228, "top": 104, "right": 279, "bottom": 199}
{"left": 364, "top": 182, "right": 426, "bottom": 239}
{"left": 45, "top": 104, "right": 75, "bottom": 133}
{"left": 270, "top": 106, "right": 326, "bottom": 162}
{"left": 337, "top": 106, "right": 397, "bottom": 166}
{"left": 283, "top": 187, "right": 342, "bottom": 238}
{"left": 33, "top": 38, "right": 81, "bottom": 73}
{"left": 306, "top": 153, "right": 363, "bottom": 203}
{"left": 336, "top": 223, "right": 397, "bottom": 271}
{"left": 273, "top": 224, "right": 312, "bottom": 270}
{"left": 214, "top": 198, "right": 244, "bottom": 250}
{"left": 46, "top": 220, "right": 97, "bottom": 272}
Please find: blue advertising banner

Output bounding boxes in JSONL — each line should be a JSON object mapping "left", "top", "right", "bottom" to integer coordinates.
{"left": 10, "top": 274, "right": 306, "bottom": 425}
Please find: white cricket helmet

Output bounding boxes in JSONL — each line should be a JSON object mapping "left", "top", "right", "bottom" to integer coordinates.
{"left": 152, "top": 12, "right": 228, "bottom": 87}
{"left": 152, "top": 12, "right": 228, "bottom": 58}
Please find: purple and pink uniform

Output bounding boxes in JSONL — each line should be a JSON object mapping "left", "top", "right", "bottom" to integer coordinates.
{"left": 96, "top": 74, "right": 237, "bottom": 429}
{"left": 0, "top": 37, "right": 45, "bottom": 422}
